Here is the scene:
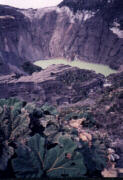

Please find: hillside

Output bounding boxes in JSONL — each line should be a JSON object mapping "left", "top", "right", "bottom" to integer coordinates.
{"left": 0, "top": 0, "right": 123, "bottom": 178}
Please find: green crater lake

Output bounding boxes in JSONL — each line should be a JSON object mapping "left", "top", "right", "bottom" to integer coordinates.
{"left": 34, "top": 59, "right": 117, "bottom": 76}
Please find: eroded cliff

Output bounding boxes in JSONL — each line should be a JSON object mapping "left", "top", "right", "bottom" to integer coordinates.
{"left": 0, "top": 0, "right": 123, "bottom": 75}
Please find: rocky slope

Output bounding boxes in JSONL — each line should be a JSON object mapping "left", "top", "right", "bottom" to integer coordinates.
{"left": 0, "top": 64, "right": 104, "bottom": 105}
{"left": 0, "top": 50, "right": 42, "bottom": 75}
{"left": 92, "top": 71, "right": 123, "bottom": 170}
{"left": 0, "top": 0, "right": 123, "bottom": 75}
{"left": 0, "top": 66, "right": 122, "bottom": 178}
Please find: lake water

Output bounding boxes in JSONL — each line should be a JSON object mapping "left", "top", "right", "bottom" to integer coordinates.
{"left": 34, "top": 58, "right": 117, "bottom": 76}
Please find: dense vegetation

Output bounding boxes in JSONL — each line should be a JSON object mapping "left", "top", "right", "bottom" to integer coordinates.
{"left": 0, "top": 72, "right": 122, "bottom": 178}
{"left": 0, "top": 98, "right": 109, "bottom": 178}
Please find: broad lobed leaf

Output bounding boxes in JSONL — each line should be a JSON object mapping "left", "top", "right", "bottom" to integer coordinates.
{"left": 12, "top": 134, "right": 87, "bottom": 178}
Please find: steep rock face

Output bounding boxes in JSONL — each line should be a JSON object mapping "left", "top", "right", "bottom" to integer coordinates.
{"left": 0, "top": 5, "right": 57, "bottom": 62}
{"left": 0, "top": 64, "right": 104, "bottom": 105}
{"left": 0, "top": 51, "right": 26, "bottom": 75}
{"left": 0, "top": 1, "right": 123, "bottom": 73}
{"left": 58, "top": 0, "right": 123, "bottom": 69}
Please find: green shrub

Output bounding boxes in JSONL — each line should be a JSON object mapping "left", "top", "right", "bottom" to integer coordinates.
{"left": 80, "top": 137, "right": 107, "bottom": 174}
{"left": 12, "top": 134, "right": 86, "bottom": 178}
{"left": 41, "top": 103, "right": 58, "bottom": 116}
{"left": 0, "top": 98, "right": 31, "bottom": 171}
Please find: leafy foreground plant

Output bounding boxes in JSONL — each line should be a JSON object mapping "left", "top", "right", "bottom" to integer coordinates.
{"left": 0, "top": 98, "right": 108, "bottom": 177}
{"left": 0, "top": 98, "right": 59, "bottom": 172}
{"left": 80, "top": 138, "right": 107, "bottom": 175}
{"left": 12, "top": 134, "right": 86, "bottom": 178}
{"left": 0, "top": 98, "right": 31, "bottom": 171}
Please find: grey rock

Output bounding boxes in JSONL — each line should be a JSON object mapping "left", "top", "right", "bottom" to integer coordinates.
{"left": 0, "top": 64, "right": 104, "bottom": 105}
{"left": 0, "top": 3, "right": 123, "bottom": 75}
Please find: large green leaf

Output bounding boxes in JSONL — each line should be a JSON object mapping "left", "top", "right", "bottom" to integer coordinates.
{"left": 12, "top": 134, "right": 86, "bottom": 178}
{"left": 41, "top": 103, "right": 58, "bottom": 115}
{"left": 12, "top": 134, "right": 44, "bottom": 178}
{"left": 80, "top": 139, "right": 107, "bottom": 173}
{"left": 0, "top": 98, "right": 31, "bottom": 171}
{"left": 0, "top": 104, "right": 30, "bottom": 142}
{"left": 0, "top": 98, "right": 22, "bottom": 107}
{"left": 0, "top": 142, "right": 14, "bottom": 171}
{"left": 43, "top": 124, "right": 58, "bottom": 136}
{"left": 24, "top": 103, "right": 36, "bottom": 114}
{"left": 45, "top": 137, "right": 86, "bottom": 178}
